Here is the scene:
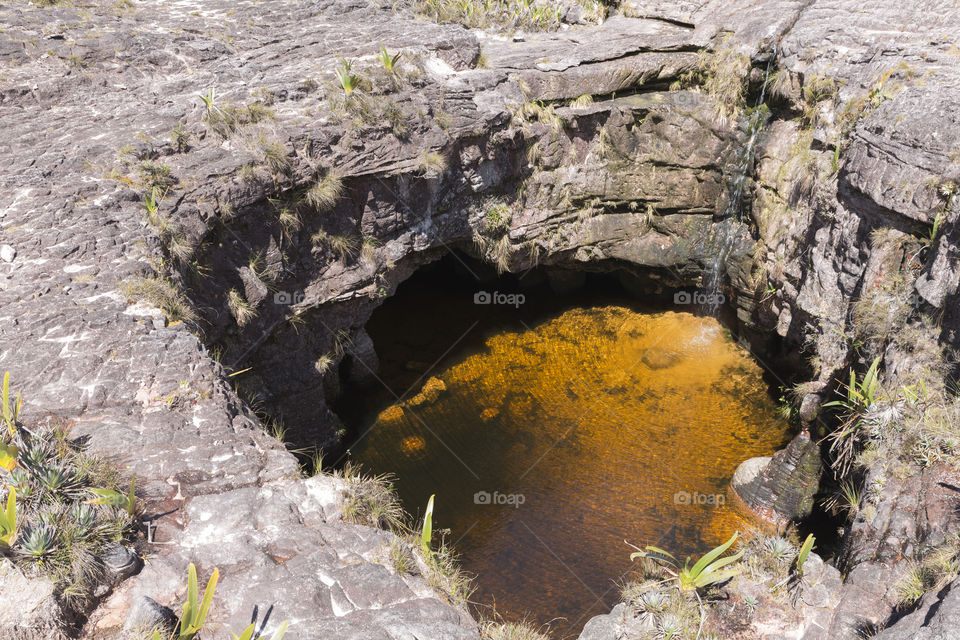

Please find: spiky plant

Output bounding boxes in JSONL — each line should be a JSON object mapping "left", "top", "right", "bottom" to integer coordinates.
{"left": 336, "top": 59, "right": 359, "bottom": 94}
{"left": 38, "top": 465, "right": 80, "bottom": 497}
{"left": 18, "top": 523, "right": 57, "bottom": 558}
{"left": 378, "top": 46, "right": 401, "bottom": 72}
{"left": 763, "top": 536, "right": 795, "bottom": 562}
{"left": 0, "top": 374, "right": 140, "bottom": 609}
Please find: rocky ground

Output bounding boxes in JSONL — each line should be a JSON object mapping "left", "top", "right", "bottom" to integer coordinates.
{"left": 2, "top": 0, "right": 960, "bottom": 638}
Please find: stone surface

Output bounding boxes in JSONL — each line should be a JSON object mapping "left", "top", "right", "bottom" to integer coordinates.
{"left": 0, "top": 559, "right": 67, "bottom": 640}
{"left": 731, "top": 430, "right": 821, "bottom": 525}
{"left": 1, "top": 0, "right": 960, "bottom": 637}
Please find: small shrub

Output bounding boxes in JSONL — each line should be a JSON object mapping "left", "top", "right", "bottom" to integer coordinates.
{"left": 137, "top": 161, "right": 175, "bottom": 192}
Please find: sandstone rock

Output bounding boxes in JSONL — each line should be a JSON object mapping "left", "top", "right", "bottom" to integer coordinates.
{"left": 875, "top": 577, "right": 960, "bottom": 640}
{"left": 122, "top": 596, "right": 178, "bottom": 640}
{"left": 0, "top": 559, "right": 66, "bottom": 640}
{"left": 730, "top": 431, "right": 821, "bottom": 524}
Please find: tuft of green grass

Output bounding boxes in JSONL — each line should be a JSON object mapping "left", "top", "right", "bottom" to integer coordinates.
{"left": 305, "top": 172, "right": 344, "bottom": 211}
{"left": 226, "top": 289, "right": 257, "bottom": 327}
{"left": 119, "top": 277, "right": 197, "bottom": 324}
{"left": 569, "top": 93, "right": 594, "bottom": 108}
{"left": 337, "top": 464, "right": 406, "bottom": 532}
{"left": 413, "top": 0, "right": 562, "bottom": 32}
{"left": 417, "top": 151, "right": 447, "bottom": 176}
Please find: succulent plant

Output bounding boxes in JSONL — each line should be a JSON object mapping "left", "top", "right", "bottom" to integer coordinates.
{"left": 70, "top": 504, "right": 99, "bottom": 538}
{"left": 18, "top": 524, "right": 57, "bottom": 558}
{"left": 38, "top": 465, "right": 78, "bottom": 495}
{"left": 656, "top": 614, "right": 683, "bottom": 640}
{"left": 763, "top": 536, "right": 795, "bottom": 561}
{"left": 20, "top": 442, "right": 51, "bottom": 470}
{"left": 8, "top": 467, "right": 34, "bottom": 499}
{"left": 640, "top": 590, "right": 669, "bottom": 614}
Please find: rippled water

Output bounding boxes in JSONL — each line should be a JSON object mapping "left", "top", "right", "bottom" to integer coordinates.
{"left": 344, "top": 274, "right": 791, "bottom": 636}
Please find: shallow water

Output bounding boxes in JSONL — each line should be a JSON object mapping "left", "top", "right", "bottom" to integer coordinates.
{"left": 345, "top": 276, "right": 791, "bottom": 636}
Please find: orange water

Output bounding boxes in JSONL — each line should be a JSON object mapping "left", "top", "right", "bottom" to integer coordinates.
{"left": 349, "top": 305, "right": 790, "bottom": 636}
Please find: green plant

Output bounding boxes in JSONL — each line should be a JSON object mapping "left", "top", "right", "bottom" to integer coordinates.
{"left": 0, "top": 488, "right": 16, "bottom": 547}
{"left": 0, "top": 376, "right": 139, "bottom": 608}
{"left": 3, "top": 371, "right": 22, "bottom": 438}
{"left": 231, "top": 621, "right": 289, "bottom": 640}
{"left": 823, "top": 356, "right": 883, "bottom": 475}
{"left": 227, "top": 289, "right": 257, "bottom": 327}
{"left": 179, "top": 563, "right": 219, "bottom": 639}
{"left": 142, "top": 187, "right": 162, "bottom": 216}
{"left": 336, "top": 59, "right": 359, "bottom": 94}
{"left": 378, "top": 46, "right": 401, "bottom": 72}
{"left": 630, "top": 532, "right": 743, "bottom": 592}
{"left": 763, "top": 536, "right": 794, "bottom": 561}
{"left": 19, "top": 523, "right": 57, "bottom": 558}
{"left": 305, "top": 172, "right": 344, "bottom": 211}
{"left": 795, "top": 534, "right": 815, "bottom": 576}
{"left": 421, "top": 493, "right": 435, "bottom": 556}
{"left": 170, "top": 121, "right": 191, "bottom": 153}
{"left": 87, "top": 475, "right": 138, "bottom": 517}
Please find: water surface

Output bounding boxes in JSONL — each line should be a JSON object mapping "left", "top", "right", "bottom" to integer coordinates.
{"left": 345, "top": 274, "right": 790, "bottom": 636}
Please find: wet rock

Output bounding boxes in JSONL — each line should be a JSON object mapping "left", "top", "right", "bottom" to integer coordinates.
{"left": 730, "top": 430, "right": 821, "bottom": 525}
{"left": 641, "top": 347, "right": 683, "bottom": 370}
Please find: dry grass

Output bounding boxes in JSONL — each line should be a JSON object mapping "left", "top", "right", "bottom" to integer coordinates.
{"left": 673, "top": 38, "right": 751, "bottom": 123}
{"left": 408, "top": 0, "right": 563, "bottom": 32}
{"left": 119, "top": 277, "right": 197, "bottom": 324}
{"left": 337, "top": 463, "right": 406, "bottom": 532}
{"left": 305, "top": 172, "right": 344, "bottom": 211}
{"left": 227, "top": 288, "right": 257, "bottom": 327}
